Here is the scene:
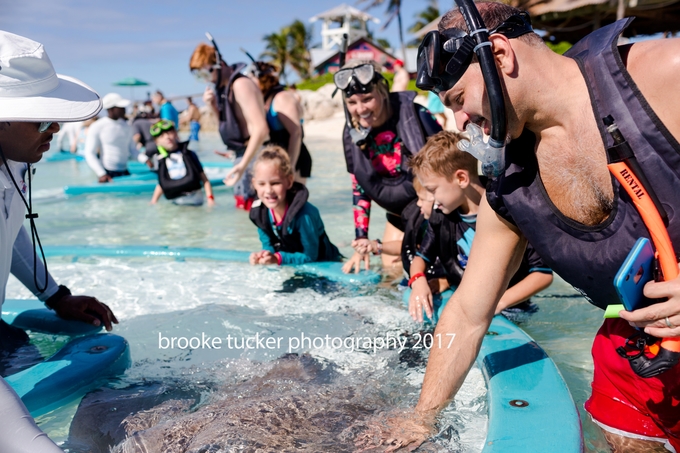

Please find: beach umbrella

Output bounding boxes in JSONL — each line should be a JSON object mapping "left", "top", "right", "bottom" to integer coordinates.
{"left": 112, "top": 77, "right": 150, "bottom": 102}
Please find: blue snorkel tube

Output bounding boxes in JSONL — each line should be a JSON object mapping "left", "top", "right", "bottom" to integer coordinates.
{"left": 455, "top": 0, "right": 507, "bottom": 178}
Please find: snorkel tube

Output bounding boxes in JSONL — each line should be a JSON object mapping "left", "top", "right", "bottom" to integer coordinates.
{"left": 454, "top": 0, "right": 507, "bottom": 178}
{"left": 205, "top": 32, "right": 223, "bottom": 95}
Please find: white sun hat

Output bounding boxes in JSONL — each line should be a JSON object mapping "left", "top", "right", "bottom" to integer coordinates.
{"left": 0, "top": 30, "right": 102, "bottom": 122}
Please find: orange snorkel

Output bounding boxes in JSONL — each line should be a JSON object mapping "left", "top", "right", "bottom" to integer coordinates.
{"left": 605, "top": 115, "right": 680, "bottom": 378}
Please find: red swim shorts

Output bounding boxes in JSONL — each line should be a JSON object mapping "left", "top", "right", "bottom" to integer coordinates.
{"left": 585, "top": 318, "right": 680, "bottom": 450}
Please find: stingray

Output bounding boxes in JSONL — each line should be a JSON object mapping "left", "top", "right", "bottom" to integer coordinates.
{"left": 66, "top": 353, "right": 441, "bottom": 453}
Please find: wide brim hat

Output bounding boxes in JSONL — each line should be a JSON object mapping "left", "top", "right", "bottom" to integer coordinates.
{"left": 0, "top": 30, "right": 102, "bottom": 122}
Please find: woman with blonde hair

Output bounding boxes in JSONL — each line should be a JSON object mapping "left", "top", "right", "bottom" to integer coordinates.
{"left": 336, "top": 60, "right": 441, "bottom": 273}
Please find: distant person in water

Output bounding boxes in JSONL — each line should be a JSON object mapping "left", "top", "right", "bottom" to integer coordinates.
{"left": 185, "top": 97, "right": 201, "bottom": 142}
{"left": 152, "top": 90, "right": 179, "bottom": 130}
{"left": 189, "top": 42, "right": 269, "bottom": 210}
{"left": 247, "top": 61, "right": 312, "bottom": 184}
{"left": 249, "top": 146, "right": 339, "bottom": 265}
{"left": 84, "top": 93, "right": 138, "bottom": 182}
{"left": 148, "top": 120, "right": 215, "bottom": 207}
{"left": 390, "top": 59, "right": 409, "bottom": 92}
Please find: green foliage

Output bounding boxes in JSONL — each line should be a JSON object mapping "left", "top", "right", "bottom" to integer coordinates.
{"left": 261, "top": 19, "right": 313, "bottom": 83}
{"left": 408, "top": 0, "right": 439, "bottom": 34}
{"left": 546, "top": 41, "right": 572, "bottom": 55}
{"left": 295, "top": 73, "right": 335, "bottom": 91}
{"left": 376, "top": 38, "right": 392, "bottom": 49}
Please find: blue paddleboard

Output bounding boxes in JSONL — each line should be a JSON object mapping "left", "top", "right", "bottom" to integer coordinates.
{"left": 64, "top": 175, "right": 225, "bottom": 196}
{"left": 44, "top": 152, "right": 85, "bottom": 162}
{"left": 5, "top": 334, "right": 130, "bottom": 417}
{"left": 2, "top": 300, "right": 131, "bottom": 416}
{"left": 2, "top": 299, "right": 102, "bottom": 336}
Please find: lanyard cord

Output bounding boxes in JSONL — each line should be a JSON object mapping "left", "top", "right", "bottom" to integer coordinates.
{"left": 0, "top": 145, "right": 49, "bottom": 293}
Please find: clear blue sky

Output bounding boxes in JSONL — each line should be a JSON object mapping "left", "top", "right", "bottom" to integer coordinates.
{"left": 2, "top": 0, "right": 440, "bottom": 108}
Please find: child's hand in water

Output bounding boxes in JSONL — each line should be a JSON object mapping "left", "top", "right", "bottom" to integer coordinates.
{"left": 409, "top": 277, "right": 434, "bottom": 323}
{"left": 249, "top": 251, "right": 265, "bottom": 265}
{"left": 342, "top": 251, "right": 370, "bottom": 274}
{"left": 257, "top": 251, "right": 279, "bottom": 265}
{"left": 250, "top": 251, "right": 278, "bottom": 265}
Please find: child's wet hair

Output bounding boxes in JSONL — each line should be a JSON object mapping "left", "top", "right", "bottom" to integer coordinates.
{"left": 410, "top": 131, "right": 478, "bottom": 180}
{"left": 254, "top": 145, "right": 294, "bottom": 178}
{"left": 412, "top": 175, "right": 423, "bottom": 193}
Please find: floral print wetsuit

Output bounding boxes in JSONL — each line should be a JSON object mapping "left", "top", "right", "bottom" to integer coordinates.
{"left": 351, "top": 107, "right": 441, "bottom": 239}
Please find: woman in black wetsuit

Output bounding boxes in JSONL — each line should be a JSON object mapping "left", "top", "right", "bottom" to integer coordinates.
{"left": 336, "top": 60, "right": 442, "bottom": 273}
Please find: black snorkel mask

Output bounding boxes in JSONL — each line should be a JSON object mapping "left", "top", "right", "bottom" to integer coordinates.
{"left": 334, "top": 34, "right": 380, "bottom": 146}
{"left": 416, "top": 4, "right": 533, "bottom": 177}
{"left": 333, "top": 63, "right": 384, "bottom": 98}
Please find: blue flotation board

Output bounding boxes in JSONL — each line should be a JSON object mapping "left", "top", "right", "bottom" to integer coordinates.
{"left": 3, "top": 299, "right": 102, "bottom": 336}
{"left": 126, "top": 160, "right": 234, "bottom": 174}
{"left": 400, "top": 289, "right": 581, "bottom": 450}
{"left": 479, "top": 316, "right": 583, "bottom": 452}
{"left": 5, "top": 334, "right": 130, "bottom": 417}
{"left": 63, "top": 175, "right": 226, "bottom": 196}
{"left": 42, "top": 245, "right": 381, "bottom": 286}
{"left": 44, "top": 152, "right": 85, "bottom": 162}
{"left": 2, "top": 300, "right": 131, "bottom": 417}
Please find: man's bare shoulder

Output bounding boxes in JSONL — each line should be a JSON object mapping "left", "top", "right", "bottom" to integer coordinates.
{"left": 627, "top": 38, "right": 680, "bottom": 88}
{"left": 626, "top": 38, "right": 680, "bottom": 137}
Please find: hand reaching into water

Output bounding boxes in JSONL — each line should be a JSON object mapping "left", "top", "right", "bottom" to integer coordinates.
{"left": 342, "top": 251, "right": 370, "bottom": 274}
{"left": 353, "top": 409, "right": 434, "bottom": 452}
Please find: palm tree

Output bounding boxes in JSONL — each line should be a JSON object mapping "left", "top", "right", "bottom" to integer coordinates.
{"left": 359, "top": 0, "right": 406, "bottom": 63}
{"left": 287, "top": 20, "right": 313, "bottom": 80}
{"left": 261, "top": 30, "right": 289, "bottom": 84}
{"left": 408, "top": 0, "right": 440, "bottom": 34}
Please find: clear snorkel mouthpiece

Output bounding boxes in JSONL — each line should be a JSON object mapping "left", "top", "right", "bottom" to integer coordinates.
{"left": 457, "top": 122, "right": 506, "bottom": 178}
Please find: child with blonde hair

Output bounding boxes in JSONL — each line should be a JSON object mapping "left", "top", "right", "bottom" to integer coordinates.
{"left": 249, "top": 146, "right": 340, "bottom": 265}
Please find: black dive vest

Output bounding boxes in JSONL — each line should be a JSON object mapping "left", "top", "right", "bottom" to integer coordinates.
{"left": 401, "top": 199, "right": 423, "bottom": 276}
{"left": 249, "top": 183, "right": 333, "bottom": 258}
{"left": 217, "top": 63, "right": 249, "bottom": 151}
{"left": 427, "top": 209, "right": 466, "bottom": 287}
{"left": 487, "top": 18, "right": 680, "bottom": 310}
{"left": 157, "top": 142, "right": 203, "bottom": 200}
{"left": 342, "top": 91, "right": 426, "bottom": 214}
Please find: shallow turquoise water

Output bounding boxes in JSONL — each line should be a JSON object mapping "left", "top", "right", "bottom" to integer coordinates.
{"left": 7, "top": 131, "right": 612, "bottom": 451}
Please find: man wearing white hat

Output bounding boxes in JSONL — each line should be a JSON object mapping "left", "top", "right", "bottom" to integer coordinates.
{"left": 84, "top": 92, "right": 138, "bottom": 182}
{"left": 0, "top": 30, "right": 119, "bottom": 451}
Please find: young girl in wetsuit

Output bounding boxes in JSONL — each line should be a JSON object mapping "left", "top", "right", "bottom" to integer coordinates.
{"left": 249, "top": 146, "right": 340, "bottom": 265}
{"left": 337, "top": 60, "right": 442, "bottom": 274}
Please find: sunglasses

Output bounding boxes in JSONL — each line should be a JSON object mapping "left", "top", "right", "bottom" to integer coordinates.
{"left": 416, "top": 12, "right": 533, "bottom": 94}
{"left": 150, "top": 119, "right": 176, "bottom": 137}
{"left": 192, "top": 65, "right": 220, "bottom": 82}
{"left": 38, "top": 122, "right": 54, "bottom": 133}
